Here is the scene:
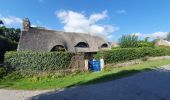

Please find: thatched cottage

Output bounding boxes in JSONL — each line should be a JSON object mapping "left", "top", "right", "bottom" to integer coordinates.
{"left": 17, "top": 18, "right": 111, "bottom": 52}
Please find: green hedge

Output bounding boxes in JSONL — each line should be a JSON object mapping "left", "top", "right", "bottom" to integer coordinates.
{"left": 0, "top": 36, "right": 17, "bottom": 63}
{"left": 0, "top": 36, "right": 17, "bottom": 51}
{"left": 5, "top": 51, "right": 74, "bottom": 76}
{"left": 95, "top": 47, "right": 170, "bottom": 64}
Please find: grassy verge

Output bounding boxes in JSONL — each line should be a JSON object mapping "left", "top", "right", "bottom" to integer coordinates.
{"left": 0, "top": 59, "right": 170, "bottom": 90}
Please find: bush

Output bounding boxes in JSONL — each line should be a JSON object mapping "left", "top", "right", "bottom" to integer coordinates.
{"left": 137, "top": 41, "right": 154, "bottom": 48}
{"left": 94, "top": 47, "right": 169, "bottom": 64}
{"left": 0, "top": 36, "right": 17, "bottom": 63}
{"left": 0, "top": 51, "right": 5, "bottom": 63}
{"left": 0, "top": 36, "right": 17, "bottom": 51}
{"left": 0, "top": 64, "right": 7, "bottom": 78}
{"left": 157, "top": 45, "right": 170, "bottom": 55}
{"left": 0, "top": 68, "right": 6, "bottom": 78}
{"left": 4, "top": 51, "right": 74, "bottom": 77}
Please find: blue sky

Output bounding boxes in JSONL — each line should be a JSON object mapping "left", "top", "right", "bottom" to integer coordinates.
{"left": 0, "top": 0, "right": 170, "bottom": 42}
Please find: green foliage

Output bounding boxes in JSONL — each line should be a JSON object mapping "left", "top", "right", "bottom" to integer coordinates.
{"left": 137, "top": 41, "right": 154, "bottom": 48}
{"left": 1, "top": 59, "right": 170, "bottom": 90}
{"left": 0, "top": 64, "right": 8, "bottom": 78}
{"left": 0, "top": 51, "right": 5, "bottom": 63}
{"left": 119, "top": 35, "right": 154, "bottom": 48}
{"left": 119, "top": 35, "right": 139, "bottom": 48}
{"left": 3, "top": 71, "right": 22, "bottom": 80}
{"left": 95, "top": 47, "right": 169, "bottom": 64}
{"left": 156, "top": 46, "right": 170, "bottom": 55}
{"left": 4, "top": 51, "right": 74, "bottom": 77}
{"left": 0, "top": 36, "right": 17, "bottom": 51}
{"left": 0, "top": 26, "right": 20, "bottom": 63}
{"left": 0, "top": 26, "right": 21, "bottom": 42}
{"left": 0, "top": 36, "right": 17, "bottom": 63}
{"left": 0, "top": 67, "right": 6, "bottom": 78}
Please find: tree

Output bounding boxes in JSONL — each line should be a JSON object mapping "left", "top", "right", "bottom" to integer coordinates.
{"left": 0, "top": 26, "right": 21, "bottom": 63}
{"left": 119, "top": 35, "right": 154, "bottom": 48}
{"left": 119, "top": 35, "right": 139, "bottom": 48}
{"left": 0, "top": 36, "right": 17, "bottom": 63}
{"left": 0, "top": 26, "right": 21, "bottom": 42}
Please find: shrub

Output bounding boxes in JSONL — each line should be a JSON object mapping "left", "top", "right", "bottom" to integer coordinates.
{"left": 4, "top": 51, "right": 74, "bottom": 77}
{"left": 94, "top": 47, "right": 169, "bottom": 64}
{"left": 156, "top": 45, "right": 170, "bottom": 55}
{"left": 0, "top": 51, "right": 5, "bottom": 63}
{"left": 137, "top": 41, "right": 154, "bottom": 48}
{"left": 0, "top": 36, "right": 17, "bottom": 63}
{"left": 0, "top": 36, "right": 17, "bottom": 51}
{"left": 0, "top": 67, "right": 6, "bottom": 78}
{"left": 0, "top": 64, "right": 7, "bottom": 78}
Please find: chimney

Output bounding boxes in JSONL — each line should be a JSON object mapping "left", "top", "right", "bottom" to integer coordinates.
{"left": 23, "top": 18, "right": 30, "bottom": 31}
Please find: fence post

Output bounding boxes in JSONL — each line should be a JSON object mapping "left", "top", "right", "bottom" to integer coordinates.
{"left": 85, "top": 59, "right": 88, "bottom": 70}
{"left": 100, "top": 59, "right": 104, "bottom": 70}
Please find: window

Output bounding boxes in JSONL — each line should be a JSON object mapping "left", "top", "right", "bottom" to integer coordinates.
{"left": 51, "top": 45, "right": 66, "bottom": 52}
{"left": 101, "top": 43, "right": 108, "bottom": 48}
{"left": 75, "top": 42, "right": 89, "bottom": 48}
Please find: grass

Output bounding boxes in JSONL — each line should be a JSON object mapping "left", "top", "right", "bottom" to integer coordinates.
{"left": 1, "top": 59, "right": 170, "bottom": 90}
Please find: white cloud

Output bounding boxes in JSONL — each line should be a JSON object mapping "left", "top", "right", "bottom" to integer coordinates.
{"left": 31, "top": 24, "right": 38, "bottom": 27}
{"left": 145, "top": 32, "right": 168, "bottom": 39}
{"left": 89, "top": 10, "right": 107, "bottom": 24}
{"left": 131, "top": 32, "right": 143, "bottom": 37}
{"left": 116, "top": 10, "right": 127, "bottom": 14}
{"left": 0, "top": 15, "right": 22, "bottom": 25}
{"left": 55, "top": 10, "right": 119, "bottom": 40}
{"left": 131, "top": 32, "right": 168, "bottom": 39}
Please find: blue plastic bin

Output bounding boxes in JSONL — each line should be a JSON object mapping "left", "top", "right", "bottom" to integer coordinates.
{"left": 89, "top": 60, "right": 101, "bottom": 72}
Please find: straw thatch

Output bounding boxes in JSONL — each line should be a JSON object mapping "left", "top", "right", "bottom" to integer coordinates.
{"left": 18, "top": 18, "right": 111, "bottom": 52}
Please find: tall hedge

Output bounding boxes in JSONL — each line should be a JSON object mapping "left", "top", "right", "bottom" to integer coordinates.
{"left": 0, "top": 36, "right": 17, "bottom": 63}
{"left": 5, "top": 51, "right": 74, "bottom": 76}
{"left": 95, "top": 47, "right": 170, "bottom": 64}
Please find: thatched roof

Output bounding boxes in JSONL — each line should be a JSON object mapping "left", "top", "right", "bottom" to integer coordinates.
{"left": 17, "top": 19, "right": 111, "bottom": 52}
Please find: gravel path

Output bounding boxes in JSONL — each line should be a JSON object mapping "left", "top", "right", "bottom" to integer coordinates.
{"left": 1, "top": 65, "right": 170, "bottom": 100}
{"left": 0, "top": 89, "right": 50, "bottom": 100}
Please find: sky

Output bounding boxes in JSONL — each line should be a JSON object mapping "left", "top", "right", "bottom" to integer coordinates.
{"left": 0, "top": 0, "right": 170, "bottom": 42}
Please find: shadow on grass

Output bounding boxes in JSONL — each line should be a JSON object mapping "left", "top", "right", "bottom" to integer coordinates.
{"left": 0, "top": 68, "right": 152, "bottom": 90}
{"left": 66, "top": 68, "right": 152, "bottom": 88}
{"left": 30, "top": 67, "right": 170, "bottom": 100}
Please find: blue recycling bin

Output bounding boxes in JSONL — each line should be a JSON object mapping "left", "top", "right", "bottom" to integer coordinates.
{"left": 89, "top": 60, "right": 101, "bottom": 72}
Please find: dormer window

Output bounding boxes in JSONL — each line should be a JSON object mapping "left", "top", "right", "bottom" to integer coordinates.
{"left": 75, "top": 42, "right": 89, "bottom": 48}
{"left": 101, "top": 43, "right": 108, "bottom": 48}
{"left": 51, "top": 45, "right": 66, "bottom": 52}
